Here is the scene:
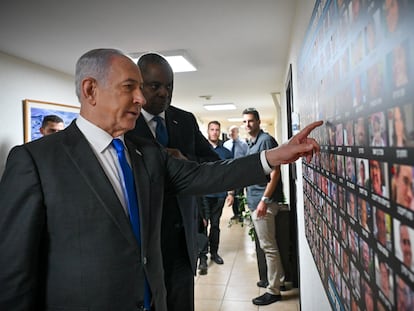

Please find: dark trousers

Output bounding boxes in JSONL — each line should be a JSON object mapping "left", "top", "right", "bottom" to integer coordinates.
{"left": 199, "top": 196, "right": 225, "bottom": 257}
{"left": 161, "top": 200, "right": 194, "bottom": 311}
{"left": 162, "top": 228, "right": 194, "bottom": 311}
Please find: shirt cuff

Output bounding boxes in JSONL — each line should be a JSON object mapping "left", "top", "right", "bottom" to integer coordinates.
{"left": 260, "top": 150, "right": 273, "bottom": 175}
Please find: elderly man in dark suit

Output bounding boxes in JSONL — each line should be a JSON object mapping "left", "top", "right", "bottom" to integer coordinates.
{"left": 127, "top": 53, "right": 219, "bottom": 311}
{"left": 0, "top": 48, "right": 322, "bottom": 311}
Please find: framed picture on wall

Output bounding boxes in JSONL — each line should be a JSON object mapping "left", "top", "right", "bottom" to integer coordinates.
{"left": 23, "top": 99, "right": 80, "bottom": 142}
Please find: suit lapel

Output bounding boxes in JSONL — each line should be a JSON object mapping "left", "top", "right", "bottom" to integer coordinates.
{"left": 165, "top": 108, "right": 179, "bottom": 147}
{"left": 135, "top": 115, "right": 154, "bottom": 140}
{"left": 125, "top": 139, "right": 150, "bottom": 251}
{"left": 61, "top": 123, "right": 138, "bottom": 249}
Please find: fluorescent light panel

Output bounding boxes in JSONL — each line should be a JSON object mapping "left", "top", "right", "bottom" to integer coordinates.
{"left": 130, "top": 50, "right": 196, "bottom": 73}
{"left": 164, "top": 55, "right": 196, "bottom": 72}
{"left": 203, "top": 104, "right": 236, "bottom": 111}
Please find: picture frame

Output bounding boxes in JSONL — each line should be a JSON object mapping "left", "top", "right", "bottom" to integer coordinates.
{"left": 23, "top": 99, "right": 80, "bottom": 142}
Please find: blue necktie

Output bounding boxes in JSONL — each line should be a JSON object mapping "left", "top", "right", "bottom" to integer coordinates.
{"left": 153, "top": 115, "right": 169, "bottom": 147}
{"left": 111, "top": 138, "right": 151, "bottom": 309}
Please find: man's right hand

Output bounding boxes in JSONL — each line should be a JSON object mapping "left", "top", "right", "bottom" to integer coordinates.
{"left": 265, "top": 120, "right": 323, "bottom": 167}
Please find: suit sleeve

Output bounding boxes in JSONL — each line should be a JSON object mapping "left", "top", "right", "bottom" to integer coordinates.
{"left": 165, "top": 152, "right": 268, "bottom": 196}
{"left": 0, "top": 146, "right": 46, "bottom": 310}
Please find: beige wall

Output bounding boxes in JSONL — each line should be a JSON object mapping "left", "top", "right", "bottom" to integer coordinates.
{"left": 0, "top": 51, "right": 77, "bottom": 175}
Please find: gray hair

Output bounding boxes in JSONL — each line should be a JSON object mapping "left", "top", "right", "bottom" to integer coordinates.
{"left": 75, "top": 48, "right": 125, "bottom": 100}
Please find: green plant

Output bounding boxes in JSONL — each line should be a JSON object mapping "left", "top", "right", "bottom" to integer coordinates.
{"left": 228, "top": 191, "right": 288, "bottom": 241}
{"left": 228, "top": 193, "right": 256, "bottom": 241}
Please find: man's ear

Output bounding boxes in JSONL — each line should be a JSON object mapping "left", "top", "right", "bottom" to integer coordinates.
{"left": 81, "top": 78, "right": 97, "bottom": 106}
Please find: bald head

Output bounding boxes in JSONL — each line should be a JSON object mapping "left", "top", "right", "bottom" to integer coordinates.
{"left": 228, "top": 125, "right": 240, "bottom": 140}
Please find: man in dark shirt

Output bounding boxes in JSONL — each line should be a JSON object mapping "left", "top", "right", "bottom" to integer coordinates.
{"left": 198, "top": 121, "right": 233, "bottom": 275}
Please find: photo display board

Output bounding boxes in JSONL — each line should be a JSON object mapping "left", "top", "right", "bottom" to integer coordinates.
{"left": 297, "top": 0, "right": 414, "bottom": 310}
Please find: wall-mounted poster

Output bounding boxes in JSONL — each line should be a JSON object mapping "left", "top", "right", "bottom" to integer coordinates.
{"left": 23, "top": 99, "right": 80, "bottom": 142}
{"left": 298, "top": 0, "right": 414, "bottom": 310}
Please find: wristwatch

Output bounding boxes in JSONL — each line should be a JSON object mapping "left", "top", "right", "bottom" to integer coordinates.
{"left": 261, "top": 196, "right": 272, "bottom": 204}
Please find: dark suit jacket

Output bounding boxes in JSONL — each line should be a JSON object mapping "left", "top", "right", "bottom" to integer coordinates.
{"left": 127, "top": 105, "right": 219, "bottom": 273}
{"left": 0, "top": 121, "right": 266, "bottom": 311}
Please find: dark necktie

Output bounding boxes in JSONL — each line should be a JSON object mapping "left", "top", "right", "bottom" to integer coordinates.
{"left": 153, "top": 115, "right": 169, "bottom": 147}
{"left": 111, "top": 138, "right": 151, "bottom": 309}
{"left": 231, "top": 140, "right": 236, "bottom": 157}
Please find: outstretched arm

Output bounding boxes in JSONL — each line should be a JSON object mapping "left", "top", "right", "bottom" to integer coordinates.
{"left": 265, "top": 120, "right": 323, "bottom": 167}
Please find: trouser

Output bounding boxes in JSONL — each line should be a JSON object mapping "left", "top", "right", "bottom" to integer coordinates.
{"left": 252, "top": 203, "right": 285, "bottom": 295}
{"left": 254, "top": 229, "right": 268, "bottom": 282}
{"left": 199, "top": 196, "right": 225, "bottom": 256}
{"left": 162, "top": 228, "right": 194, "bottom": 311}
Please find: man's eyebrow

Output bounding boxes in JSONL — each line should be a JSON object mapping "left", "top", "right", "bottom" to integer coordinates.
{"left": 123, "top": 78, "right": 140, "bottom": 84}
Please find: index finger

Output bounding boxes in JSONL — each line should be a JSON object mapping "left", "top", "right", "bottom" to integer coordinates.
{"left": 295, "top": 120, "right": 323, "bottom": 141}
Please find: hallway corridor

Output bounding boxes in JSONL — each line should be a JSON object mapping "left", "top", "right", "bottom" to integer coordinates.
{"left": 194, "top": 204, "right": 300, "bottom": 310}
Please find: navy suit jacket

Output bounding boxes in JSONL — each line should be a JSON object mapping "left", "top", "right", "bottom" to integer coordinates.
{"left": 0, "top": 121, "right": 265, "bottom": 310}
{"left": 127, "top": 105, "right": 219, "bottom": 272}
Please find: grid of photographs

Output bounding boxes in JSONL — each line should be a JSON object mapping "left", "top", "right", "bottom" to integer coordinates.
{"left": 298, "top": 0, "right": 414, "bottom": 310}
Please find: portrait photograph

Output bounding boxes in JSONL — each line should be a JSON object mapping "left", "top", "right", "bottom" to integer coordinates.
{"left": 375, "top": 256, "right": 394, "bottom": 304}
{"left": 388, "top": 104, "right": 414, "bottom": 147}
{"left": 374, "top": 206, "right": 392, "bottom": 250}
{"left": 369, "top": 111, "right": 387, "bottom": 147}
{"left": 393, "top": 219, "right": 414, "bottom": 271}
{"left": 355, "top": 117, "right": 368, "bottom": 146}
{"left": 370, "top": 160, "right": 390, "bottom": 199}
{"left": 391, "top": 164, "right": 414, "bottom": 210}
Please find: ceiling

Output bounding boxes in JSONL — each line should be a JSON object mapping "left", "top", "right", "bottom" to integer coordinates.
{"left": 0, "top": 0, "right": 298, "bottom": 132}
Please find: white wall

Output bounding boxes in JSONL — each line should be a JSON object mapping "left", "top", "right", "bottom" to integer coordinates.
{"left": 284, "top": 1, "right": 332, "bottom": 310}
{"left": 0, "top": 51, "right": 78, "bottom": 175}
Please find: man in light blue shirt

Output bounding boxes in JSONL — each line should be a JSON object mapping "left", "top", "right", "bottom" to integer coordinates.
{"left": 224, "top": 125, "right": 248, "bottom": 221}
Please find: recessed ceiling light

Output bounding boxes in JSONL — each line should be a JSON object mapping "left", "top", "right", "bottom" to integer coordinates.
{"left": 227, "top": 117, "right": 244, "bottom": 122}
{"left": 129, "top": 50, "right": 196, "bottom": 73}
{"left": 164, "top": 55, "right": 196, "bottom": 72}
{"left": 203, "top": 104, "right": 236, "bottom": 111}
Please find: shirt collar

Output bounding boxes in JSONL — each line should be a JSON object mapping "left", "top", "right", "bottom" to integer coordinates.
{"left": 141, "top": 109, "right": 166, "bottom": 122}
{"left": 249, "top": 129, "right": 264, "bottom": 146}
{"left": 76, "top": 115, "right": 122, "bottom": 153}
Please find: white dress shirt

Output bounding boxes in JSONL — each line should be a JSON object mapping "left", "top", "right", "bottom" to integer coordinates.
{"left": 140, "top": 109, "right": 166, "bottom": 139}
{"left": 76, "top": 115, "right": 130, "bottom": 215}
